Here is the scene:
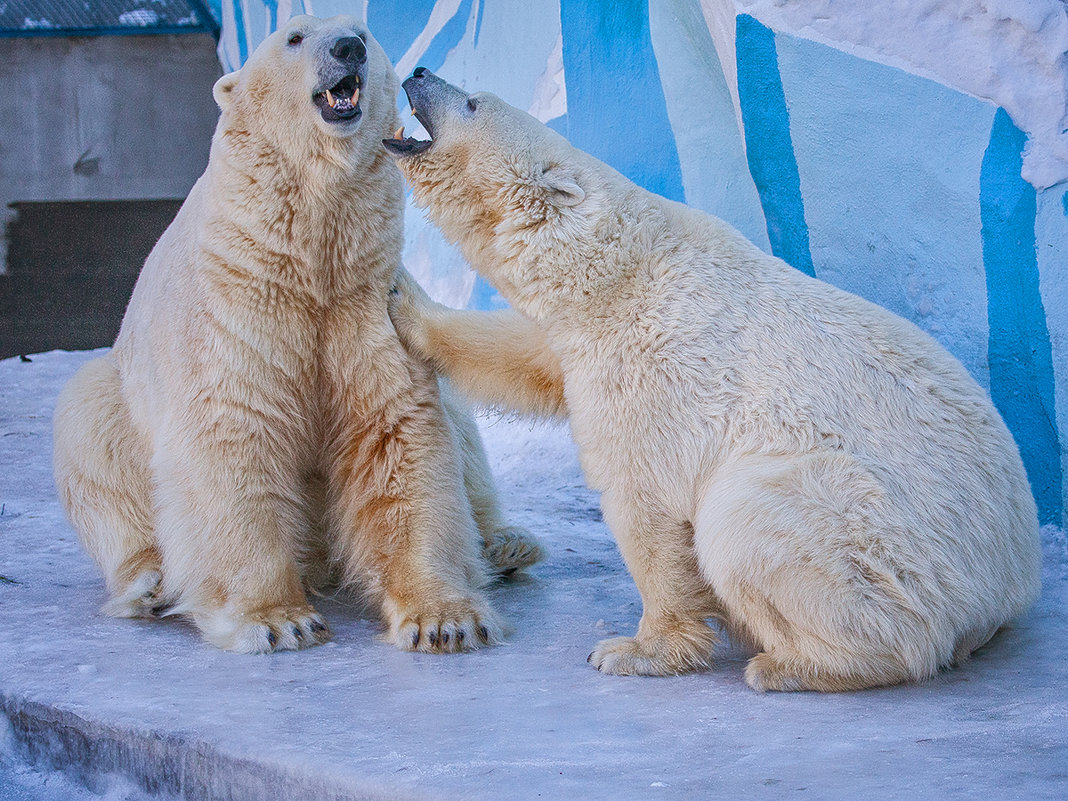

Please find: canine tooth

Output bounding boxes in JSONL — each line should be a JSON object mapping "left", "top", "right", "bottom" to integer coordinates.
{"left": 325, "top": 89, "right": 337, "bottom": 108}
{"left": 394, "top": 126, "right": 405, "bottom": 140}
{"left": 352, "top": 87, "right": 359, "bottom": 104}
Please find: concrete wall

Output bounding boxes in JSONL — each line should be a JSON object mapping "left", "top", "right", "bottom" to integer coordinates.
{"left": 0, "top": 33, "right": 222, "bottom": 259}
{"left": 222, "top": 1, "right": 1067, "bottom": 525}
{"left": 0, "top": 32, "right": 222, "bottom": 355}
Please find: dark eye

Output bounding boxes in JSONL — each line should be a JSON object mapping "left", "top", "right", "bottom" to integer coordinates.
{"left": 287, "top": 32, "right": 303, "bottom": 46}
{"left": 467, "top": 97, "right": 478, "bottom": 112}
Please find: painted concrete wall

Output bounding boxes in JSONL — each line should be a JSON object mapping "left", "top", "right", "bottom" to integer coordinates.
{"left": 218, "top": 1, "right": 1067, "bottom": 525}
{"left": 0, "top": 33, "right": 222, "bottom": 274}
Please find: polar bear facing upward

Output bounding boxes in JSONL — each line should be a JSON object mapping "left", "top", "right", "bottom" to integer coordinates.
{"left": 52, "top": 19, "right": 542, "bottom": 654}
{"left": 384, "top": 69, "right": 1042, "bottom": 691}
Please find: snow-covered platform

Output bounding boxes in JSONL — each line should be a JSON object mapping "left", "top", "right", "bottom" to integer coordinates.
{"left": 1, "top": 350, "right": 1066, "bottom": 800}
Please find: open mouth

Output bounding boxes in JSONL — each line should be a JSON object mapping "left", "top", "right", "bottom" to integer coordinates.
{"left": 383, "top": 105, "right": 433, "bottom": 156}
{"left": 313, "top": 73, "right": 361, "bottom": 122}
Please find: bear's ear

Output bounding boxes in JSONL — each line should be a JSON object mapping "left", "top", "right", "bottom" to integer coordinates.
{"left": 538, "top": 163, "right": 585, "bottom": 208}
{"left": 213, "top": 71, "right": 240, "bottom": 110}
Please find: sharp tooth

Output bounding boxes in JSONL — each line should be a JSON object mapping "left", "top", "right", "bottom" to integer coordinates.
{"left": 325, "top": 89, "right": 337, "bottom": 108}
{"left": 410, "top": 107, "right": 417, "bottom": 116}
{"left": 352, "top": 87, "right": 359, "bottom": 104}
{"left": 394, "top": 126, "right": 405, "bottom": 140}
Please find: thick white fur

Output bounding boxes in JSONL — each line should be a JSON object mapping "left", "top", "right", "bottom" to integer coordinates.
{"left": 52, "top": 17, "right": 542, "bottom": 654}
{"left": 387, "top": 89, "right": 1042, "bottom": 690}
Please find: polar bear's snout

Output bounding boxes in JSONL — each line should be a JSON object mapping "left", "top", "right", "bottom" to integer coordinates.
{"left": 329, "top": 36, "right": 366, "bottom": 66}
{"left": 384, "top": 68, "right": 472, "bottom": 157}
{"left": 312, "top": 33, "right": 368, "bottom": 124}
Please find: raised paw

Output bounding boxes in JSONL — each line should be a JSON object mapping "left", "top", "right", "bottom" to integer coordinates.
{"left": 196, "top": 605, "right": 331, "bottom": 654}
{"left": 103, "top": 568, "right": 164, "bottom": 619}
{"left": 588, "top": 621, "right": 717, "bottom": 676}
{"left": 384, "top": 596, "right": 504, "bottom": 654}
{"left": 386, "top": 268, "right": 438, "bottom": 357}
{"left": 483, "top": 525, "right": 546, "bottom": 577}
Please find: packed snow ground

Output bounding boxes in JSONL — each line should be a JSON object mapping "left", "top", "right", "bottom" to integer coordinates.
{"left": 1, "top": 350, "right": 1066, "bottom": 801}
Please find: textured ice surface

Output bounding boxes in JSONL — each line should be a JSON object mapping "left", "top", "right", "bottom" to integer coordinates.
{"left": 1, "top": 350, "right": 1066, "bottom": 800}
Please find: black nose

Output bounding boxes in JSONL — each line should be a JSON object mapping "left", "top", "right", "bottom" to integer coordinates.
{"left": 412, "top": 66, "right": 429, "bottom": 78}
{"left": 330, "top": 36, "right": 366, "bottom": 64}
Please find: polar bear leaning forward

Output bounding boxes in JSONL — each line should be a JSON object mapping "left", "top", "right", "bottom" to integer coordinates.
{"left": 53, "top": 19, "right": 542, "bottom": 654}
{"left": 384, "top": 69, "right": 1041, "bottom": 691}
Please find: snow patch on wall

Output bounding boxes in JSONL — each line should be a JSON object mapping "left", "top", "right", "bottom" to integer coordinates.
{"left": 528, "top": 32, "right": 566, "bottom": 123}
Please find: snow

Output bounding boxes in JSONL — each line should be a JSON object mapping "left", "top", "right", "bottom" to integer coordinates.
{"left": 1, "top": 349, "right": 1066, "bottom": 800}
{"left": 723, "top": 0, "right": 1068, "bottom": 190}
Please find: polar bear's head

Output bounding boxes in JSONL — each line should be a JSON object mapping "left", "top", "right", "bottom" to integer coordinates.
{"left": 212, "top": 15, "right": 398, "bottom": 167}
{"left": 383, "top": 69, "right": 591, "bottom": 253}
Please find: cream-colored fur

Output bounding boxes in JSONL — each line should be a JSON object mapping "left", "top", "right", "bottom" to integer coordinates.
{"left": 385, "top": 73, "right": 1042, "bottom": 690}
{"left": 52, "top": 18, "right": 542, "bottom": 655}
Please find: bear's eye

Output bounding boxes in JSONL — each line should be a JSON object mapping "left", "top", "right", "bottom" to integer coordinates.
{"left": 287, "top": 32, "right": 304, "bottom": 46}
{"left": 467, "top": 97, "right": 478, "bottom": 112}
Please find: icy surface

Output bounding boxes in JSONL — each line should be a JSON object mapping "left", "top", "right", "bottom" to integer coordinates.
{"left": 1, "top": 350, "right": 1066, "bottom": 800}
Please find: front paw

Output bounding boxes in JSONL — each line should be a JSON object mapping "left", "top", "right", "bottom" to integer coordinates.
{"left": 195, "top": 604, "right": 331, "bottom": 654}
{"left": 383, "top": 594, "right": 504, "bottom": 654}
{"left": 588, "top": 622, "right": 717, "bottom": 676}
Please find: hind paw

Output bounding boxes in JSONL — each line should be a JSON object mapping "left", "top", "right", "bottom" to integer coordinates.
{"left": 483, "top": 525, "right": 545, "bottom": 576}
{"left": 103, "top": 568, "right": 164, "bottom": 619}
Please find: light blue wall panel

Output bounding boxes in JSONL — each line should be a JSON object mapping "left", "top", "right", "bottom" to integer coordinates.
{"left": 648, "top": 1, "right": 768, "bottom": 249}
{"left": 775, "top": 31, "right": 994, "bottom": 388}
{"left": 1036, "top": 186, "right": 1068, "bottom": 523}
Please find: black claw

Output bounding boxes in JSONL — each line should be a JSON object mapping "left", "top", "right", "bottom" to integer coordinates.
{"left": 477, "top": 625, "right": 489, "bottom": 642}
{"left": 292, "top": 624, "right": 303, "bottom": 640}
{"left": 587, "top": 652, "right": 593, "bottom": 664}
{"left": 457, "top": 629, "right": 466, "bottom": 643}
{"left": 266, "top": 631, "right": 277, "bottom": 648}
{"left": 311, "top": 620, "right": 327, "bottom": 633}
{"left": 150, "top": 605, "right": 168, "bottom": 617}
{"left": 411, "top": 630, "right": 420, "bottom": 648}
{"left": 441, "top": 631, "right": 450, "bottom": 645}
{"left": 427, "top": 630, "right": 438, "bottom": 647}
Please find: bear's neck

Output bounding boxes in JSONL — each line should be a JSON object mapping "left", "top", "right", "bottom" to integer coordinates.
{"left": 464, "top": 187, "right": 653, "bottom": 329}
{"left": 204, "top": 137, "right": 404, "bottom": 303}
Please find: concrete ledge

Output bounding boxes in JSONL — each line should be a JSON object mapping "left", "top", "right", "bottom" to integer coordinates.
{"left": 3, "top": 696, "right": 390, "bottom": 801}
{"left": 2, "top": 350, "right": 1066, "bottom": 800}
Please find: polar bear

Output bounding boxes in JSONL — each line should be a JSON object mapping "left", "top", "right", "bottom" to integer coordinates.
{"left": 52, "top": 19, "right": 542, "bottom": 654}
{"left": 383, "top": 69, "right": 1042, "bottom": 691}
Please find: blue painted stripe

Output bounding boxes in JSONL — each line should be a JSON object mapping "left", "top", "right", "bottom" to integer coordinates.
{"left": 981, "top": 108, "right": 1062, "bottom": 526}
{"left": 558, "top": 0, "right": 685, "bottom": 202}
{"left": 735, "top": 14, "right": 815, "bottom": 277}
{"left": 232, "top": 0, "right": 248, "bottom": 64}
{"left": 368, "top": 0, "right": 436, "bottom": 64}
{"left": 470, "top": 275, "right": 508, "bottom": 310}
{"left": 264, "top": 0, "right": 277, "bottom": 34}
